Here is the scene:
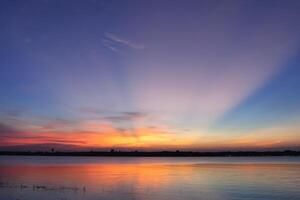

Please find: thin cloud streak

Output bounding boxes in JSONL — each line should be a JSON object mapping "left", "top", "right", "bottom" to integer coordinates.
{"left": 104, "top": 32, "right": 144, "bottom": 50}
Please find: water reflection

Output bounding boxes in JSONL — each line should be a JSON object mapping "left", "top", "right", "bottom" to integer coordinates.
{"left": 1, "top": 160, "right": 300, "bottom": 200}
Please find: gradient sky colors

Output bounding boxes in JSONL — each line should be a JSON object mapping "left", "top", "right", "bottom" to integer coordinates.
{"left": 1, "top": 0, "right": 300, "bottom": 151}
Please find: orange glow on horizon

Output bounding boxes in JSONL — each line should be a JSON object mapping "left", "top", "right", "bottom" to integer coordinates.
{"left": 1, "top": 122, "right": 300, "bottom": 150}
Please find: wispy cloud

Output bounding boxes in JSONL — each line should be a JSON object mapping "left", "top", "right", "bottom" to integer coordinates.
{"left": 102, "top": 112, "right": 147, "bottom": 122}
{"left": 0, "top": 122, "right": 19, "bottom": 135}
{"left": 103, "top": 32, "right": 144, "bottom": 51}
{"left": 78, "top": 107, "right": 148, "bottom": 123}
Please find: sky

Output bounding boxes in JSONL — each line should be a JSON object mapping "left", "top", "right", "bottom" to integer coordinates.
{"left": 1, "top": 0, "right": 300, "bottom": 151}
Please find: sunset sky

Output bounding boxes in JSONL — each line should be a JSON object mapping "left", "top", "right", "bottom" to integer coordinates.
{"left": 1, "top": 0, "right": 300, "bottom": 151}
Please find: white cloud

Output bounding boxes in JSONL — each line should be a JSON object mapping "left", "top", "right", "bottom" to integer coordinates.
{"left": 104, "top": 32, "right": 144, "bottom": 50}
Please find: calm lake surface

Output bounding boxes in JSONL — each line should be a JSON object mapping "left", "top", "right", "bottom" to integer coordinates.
{"left": 1, "top": 156, "right": 300, "bottom": 200}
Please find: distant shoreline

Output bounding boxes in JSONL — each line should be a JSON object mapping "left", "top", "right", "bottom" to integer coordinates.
{"left": 0, "top": 150, "right": 299, "bottom": 157}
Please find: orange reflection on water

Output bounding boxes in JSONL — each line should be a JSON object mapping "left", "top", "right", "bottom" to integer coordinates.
{"left": 1, "top": 162, "right": 300, "bottom": 200}
{"left": 1, "top": 163, "right": 186, "bottom": 188}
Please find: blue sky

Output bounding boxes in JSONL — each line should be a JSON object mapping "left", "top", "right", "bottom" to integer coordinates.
{"left": 0, "top": 0, "right": 300, "bottom": 150}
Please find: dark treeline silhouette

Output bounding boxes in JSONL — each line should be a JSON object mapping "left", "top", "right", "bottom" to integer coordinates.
{"left": 0, "top": 150, "right": 299, "bottom": 157}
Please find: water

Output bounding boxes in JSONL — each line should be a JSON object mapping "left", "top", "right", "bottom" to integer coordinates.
{"left": 0, "top": 156, "right": 300, "bottom": 200}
